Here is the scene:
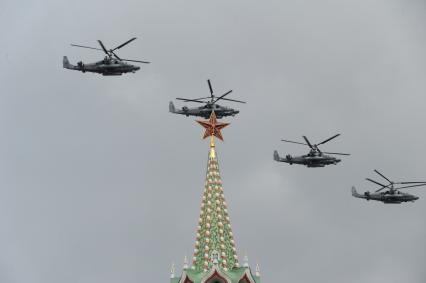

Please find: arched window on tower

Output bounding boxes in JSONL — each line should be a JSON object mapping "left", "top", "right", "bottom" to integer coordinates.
{"left": 205, "top": 271, "right": 228, "bottom": 283}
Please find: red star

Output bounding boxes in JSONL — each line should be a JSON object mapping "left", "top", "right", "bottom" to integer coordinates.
{"left": 196, "top": 111, "right": 230, "bottom": 141}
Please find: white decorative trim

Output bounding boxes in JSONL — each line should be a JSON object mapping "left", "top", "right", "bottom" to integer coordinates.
{"left": 237, "top": 268, "right": 257, "bottom": 283}
{"left": 171, "top": 262, "right": 176, "bottom": 279}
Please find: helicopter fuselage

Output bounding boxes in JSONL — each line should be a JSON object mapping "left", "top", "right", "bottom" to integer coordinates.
{"left": 169, "top": 102, "right": 239, "bottom": 119}
{"left": 170, "top": 79, "right": 244, "bottom": 119}
{"left": 351, "top": 187, "right": 419, "bottom": 203}
{"left": 274, "top": 134, "right": 349, "bottom": 168}
{"left": 63, "top": 56, "right": 140, "bottom": 76}
{"left": 274, "top": 150, "right": 341, "bottom": 167}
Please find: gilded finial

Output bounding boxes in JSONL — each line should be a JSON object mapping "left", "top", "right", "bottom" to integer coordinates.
{"left": 183, "top": 255, "right": 189, "bottom": 270}
{"left": 243, "top": 252, "right": 249, "bottom": 268}
{"left": 196, "top": 111, "right": 229, "bottom": 143}
{"left": 255, "top": 262, "right": 260, "bottom": 277}
{"left": 170, "top": 262, "right": 175, "bottom": 278}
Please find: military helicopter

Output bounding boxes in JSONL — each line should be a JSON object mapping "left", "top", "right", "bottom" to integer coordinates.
{"left": 63, "top": 37, "right": 149, "bottom": 76}
{"left": 273, "top": 134, "right": 350, "bottom": 167}
{"left": 169, "top": 79, "right": 245, "bottom": 119}
{"left": 351, "top": 169, "right": 426, "bottom": 203}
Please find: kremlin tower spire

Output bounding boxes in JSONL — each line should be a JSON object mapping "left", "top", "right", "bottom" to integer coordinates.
{"left": 192, "top": 131, "right": 238, "bottom": 272}
{"left": 171, "top": 111, "right": 260, "bottom": 283}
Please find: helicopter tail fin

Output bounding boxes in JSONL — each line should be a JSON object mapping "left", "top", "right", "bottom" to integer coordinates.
{"left": 169, "top": 101, "right": 176, "bottom": 113}
{"left": 273, "top": 150, "right": 280, "bottom": 162}
{"left": 351, "top": 186, "right": 362, "bottom": 198}
{"left": 63, "top": 56, "right": 72, "bottom": 69}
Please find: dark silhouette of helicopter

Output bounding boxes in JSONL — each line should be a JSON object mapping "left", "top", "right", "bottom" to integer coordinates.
{"left": 351, "top": 169, "right": 426, "bottom": 203}
{"left": 63, "top": 37, "right": 149, "bottom": 76}
{"left": 169, "top": 79, "right": 245, "bottom": 119}
{"left": 274, "top": 134, "right": 350, "bottom": 167}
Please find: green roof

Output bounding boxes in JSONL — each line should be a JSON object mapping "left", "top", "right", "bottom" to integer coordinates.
{"left": 191, "top": 146, "right": 239, "bottom": 272}
{"left": 171, "top": 140, "right": 260, "bottom": 283}
{"left": 172, "top": 267, "right": 260, "bottom": 283}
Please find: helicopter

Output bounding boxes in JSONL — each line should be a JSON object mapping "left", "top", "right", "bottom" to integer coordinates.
{"left": 351, "top": 169, "right": 426, "bottom": 203}
{"left": 63, "top": 37, "right": 149, "bottom": 76}
{"left": 273, "top": 134, "right": 350, "bottom": 167}
{"left": 169, "top": 79, "right": 245, "bottom": 119}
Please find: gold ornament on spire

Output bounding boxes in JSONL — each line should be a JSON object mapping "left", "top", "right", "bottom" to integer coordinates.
{"left": 196, "top": 111, "right": 229, "bottom": 158}
{"left": 196, "top": 111, "right": 229, "bottom": 141}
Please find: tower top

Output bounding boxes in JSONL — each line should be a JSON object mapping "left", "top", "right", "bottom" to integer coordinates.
{"left": 171, "top": 111, "right": 260, "bottom": 283}
{"left": 191, "top": 133, "right": 238, "bottom": 272}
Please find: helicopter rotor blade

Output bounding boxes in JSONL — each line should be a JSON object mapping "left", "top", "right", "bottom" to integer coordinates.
{"left": 112, "top": 37, "right": 137, "bottom": 51}
{"left": 70, "top": 44, "right": 103, "bottom": 51}
{"left": 322, "top": 152, "right": 351, "bottom": 156}
{"left": 220, "top": 97, "right": 246, "bottom": 104}
{"left": 374, "top": 169, "right": 393, "bottom": 184}
{"left": 397, "top": 181, "right": 426, "bottom": 184}
{"left": 213, "top": 90, "right": 233, "bottom": 103}
{"left": 281, "top": 139, "right": 308, "bottom": 146}
{"left": 121, "top": 59, "right": 150, "bottom": 64}
{"left": 366, "top": 178, "right": 387, "bottom": 188}
{"left": 111, "top": 51, "right": 122, "bottom": 60}
{"left": 191, "top": 97, "right": 211, "bottom": 101}
{"left": 207, "top": 79, "right": 214, "bottom": 97}
{"left": 175, "top": 98, "right": 206, "bottom": 103}
{"left": 318, "top": 134, "right": 341, "bottom": 145}
{"left": 375, "top": 184, "right": 392, "bottom": 193}
{"left": 302, "top": 136, "right": 314, "bottom": 149}
{"left": 397, "top": 183, "right": 426, "bottom": 190}
{"left": 97, "top": 40, "right": 109, "bottom": 55}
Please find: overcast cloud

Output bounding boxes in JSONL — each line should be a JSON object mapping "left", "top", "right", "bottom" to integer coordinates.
{"left": 1, "top": 1, "right": 426, "bottom": 283}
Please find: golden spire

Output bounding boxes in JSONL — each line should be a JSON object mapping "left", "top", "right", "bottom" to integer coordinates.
{"left": 209, "top": 135, "right": 216, "bottom": 158}
{"left": 192, "top": 112, "right": 239, "bottom": 272}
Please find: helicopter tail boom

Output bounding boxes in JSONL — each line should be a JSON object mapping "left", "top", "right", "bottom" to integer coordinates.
{"left": 351, "top": 186, "right": 364, "bottom": 198}
{"left": 62, "top": 56, "right": 78, "bottom": 70}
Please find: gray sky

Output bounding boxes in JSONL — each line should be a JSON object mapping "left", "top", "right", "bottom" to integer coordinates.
{"left": 1, "top": 0, "right": 426, "bottom": 282}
